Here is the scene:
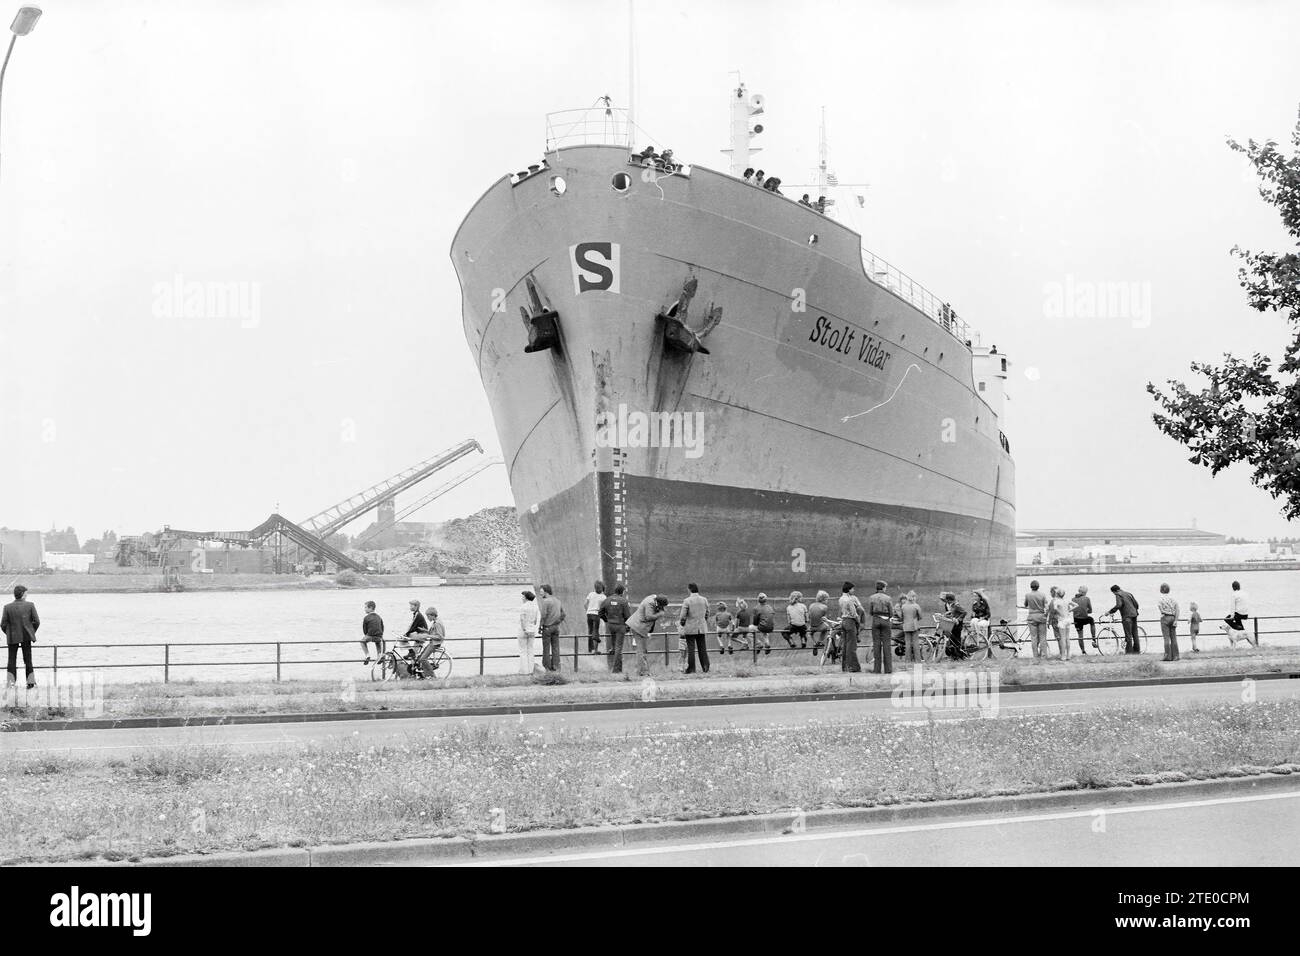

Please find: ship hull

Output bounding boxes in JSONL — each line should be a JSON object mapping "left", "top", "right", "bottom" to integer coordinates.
{"left": 452, "top": 145, "right": 1016, "bottom": 622}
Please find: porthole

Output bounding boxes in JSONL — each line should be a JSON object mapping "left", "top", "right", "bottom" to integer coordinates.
{"left": 611, "top": 172, "right": 632, "bottom": 192}
{"left": 550, "top": 175, "right": 567, "bottom": 196}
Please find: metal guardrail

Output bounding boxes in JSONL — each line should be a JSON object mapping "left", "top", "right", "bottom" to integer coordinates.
{"left": 23, "top": 616, "right": 1298, "bottom": 684}
{"left": 861, "top": 250, "right": 971, "bottom": 344}
{"left": 545, "top": 106, "right": 633, "bottom": 152}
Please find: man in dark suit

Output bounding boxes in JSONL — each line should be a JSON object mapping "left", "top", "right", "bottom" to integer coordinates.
{"left": 1106, "top": 584, "right": 1142, "bottom": 654}
{"left": 2, "top": 584, "right": 40, "bottom": 689}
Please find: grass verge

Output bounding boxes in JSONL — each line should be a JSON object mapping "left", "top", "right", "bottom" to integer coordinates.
{"left": 2, "top": 698, "right": 1298, "bottom": 863}
{"left": 3, "top": 646, "right": 1297, "bottom": 723}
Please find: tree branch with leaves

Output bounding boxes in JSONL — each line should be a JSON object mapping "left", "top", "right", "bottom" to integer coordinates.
{"left": 1147, "top": 107, "right": 1300, "bottom": 520}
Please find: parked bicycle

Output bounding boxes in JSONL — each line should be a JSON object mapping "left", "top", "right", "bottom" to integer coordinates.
{"left": 1094, "top": 613, "right": 1148, "bottom": 655}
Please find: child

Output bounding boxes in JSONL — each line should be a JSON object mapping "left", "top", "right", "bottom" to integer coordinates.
{"left": 715, "top": 601, "right": 737, "bottom": 655}
{"left": 785, "top": 591, "right": 809, "bottom": 648}
{"left": 1189, "top": 602, "right": 1202, "bottom": 653}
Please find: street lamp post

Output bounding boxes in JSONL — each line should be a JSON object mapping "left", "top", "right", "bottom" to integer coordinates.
{"left": 0, "top": 5, "right": 42, "bottom": 182}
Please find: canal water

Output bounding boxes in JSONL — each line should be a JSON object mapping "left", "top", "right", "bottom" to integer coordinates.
{"left": 15, "top": 570, "right": 1299, "bottom": 684}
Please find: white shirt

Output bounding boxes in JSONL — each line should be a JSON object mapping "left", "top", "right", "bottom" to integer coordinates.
{"left": 519, "top": 601, "right": 540, "bottom": 636}
{"left": 1231, "top": 591, "right": 1249, "bottom": 615}
{"left": 585, "top": 591, "right": 605, "bottom": 615}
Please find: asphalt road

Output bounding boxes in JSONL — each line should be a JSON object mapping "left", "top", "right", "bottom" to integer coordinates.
{"left": 1, "top": 676, "right": 1295, "bottom": 756}
{"left": 459, "top": 787, "right": 1300, "bottom": 867}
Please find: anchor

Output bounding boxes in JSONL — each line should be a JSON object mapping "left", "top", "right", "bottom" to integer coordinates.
{"left": 657, "top": 275, "right": 722, "bottom": 355}
{"left": 520, "top": 275, "right": 561, "bottom": 354}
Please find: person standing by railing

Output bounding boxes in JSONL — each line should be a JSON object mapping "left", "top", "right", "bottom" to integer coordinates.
{"left": 1189, "top": 602, "right": 1202, "bottom": 653}
{"left": 1024, "top": 580, "right": 1048, "bottom": 659}
{"left": 808, "top": 591, "right": 832, "bottom": 657}
{"left": 1048, "top": 587, "right": 1070, "bottom": 660}
{"left": 1158, "top": 583, "right": 1180, "bottom": 662}
{"left": 1106, "top": 584, "right": 1141, "bottom": 654}
{"left": 584, "top": 581, "right": 606, "bottom": 655}
{"left": 600, "top": 584, "right": 632, "bottom": 673}
{"left": 900, "top": 591, "right": 923, "bottom": 663}
{"left": 537, "top": 584, "right": 566, "bottom": 672}
{"left": 518, "top": 591, "right": 540, "bottom": 675}
{"left": 2, "top": 584, "right": 40, "bottom": 691}
{"left": 629, "top": 594, "right": 669, "bottom": 677}
{"left": 837, "top": 582, "right": 865, "bottom": 673}
{"left": 1069, "top": 585, "right": 1095, "bottom": 655}
{"left": 867, "top": 581, "right": 894, "bottom": 674}
{"left": 678, "top": 583, "right": 712, "bottom": 675}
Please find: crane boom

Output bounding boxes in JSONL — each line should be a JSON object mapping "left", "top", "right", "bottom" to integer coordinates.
{"left": 350, "top": 459, "right": 504, "bottom": 550}
{"left": 298, "top": 439, "right": 483, "bottom": 538}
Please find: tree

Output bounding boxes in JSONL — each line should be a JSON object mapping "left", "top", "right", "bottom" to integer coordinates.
{"left": 1148, "top": 107, "right": 1300, "bottom": 519}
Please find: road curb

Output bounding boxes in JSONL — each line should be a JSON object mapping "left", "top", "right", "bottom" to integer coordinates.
{"left": 3, "top": 669, "right": 1296, "bottom": 733}
{"left": 126, "top": 769, "right": 1300, "bottom": 867}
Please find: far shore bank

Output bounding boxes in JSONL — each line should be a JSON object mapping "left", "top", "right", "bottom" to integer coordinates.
{"left": 3, "top": 571, "right": 530, "bottom": 594}
{"left": 11, "top": 563, "right": 1295, "bottom": 594}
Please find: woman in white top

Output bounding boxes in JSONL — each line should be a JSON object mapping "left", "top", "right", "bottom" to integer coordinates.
{"left": 1048, "top": 586, "right": 1071, "bottom": 660}
{"left": 518, "top": 590, "right": 541, "bottom": 675}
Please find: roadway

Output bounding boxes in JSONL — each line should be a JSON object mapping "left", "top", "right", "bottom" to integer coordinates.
{"left": 1, "top": 675, "right": 1295, "bottom": 756}
{"left": 456, "top": 786, "right": 1300, "bottom": 867}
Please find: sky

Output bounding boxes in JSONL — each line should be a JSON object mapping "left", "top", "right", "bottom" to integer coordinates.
{"left": 1, "top": 0, "right": 1298, "bottom": 541}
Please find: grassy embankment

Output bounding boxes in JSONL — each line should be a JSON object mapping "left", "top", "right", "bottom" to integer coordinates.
{"left": 1, "top": 699, "right": 1297, "bottom": 864}
{"left": 1, "top": 646, "right": 1295, "bottom": 721}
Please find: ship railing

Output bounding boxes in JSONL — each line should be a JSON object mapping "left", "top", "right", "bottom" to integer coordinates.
{"left": 545, "top": 106, "right": 634, "bottom": 152}
{"left": 21, "top": 615, "right": 1296, "bottom": 684}
{"left": 861, "top": 249, "right": 971, "bottom": 345}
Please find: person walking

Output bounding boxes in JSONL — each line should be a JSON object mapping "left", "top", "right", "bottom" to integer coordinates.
{"left": 679, "top": 583, "right": 712, "bottom": 674}
{"left": 837, "top": 582, "right": 865, "bottom": 673}
{"left": 1157, "top": 583, "right": 1180, "bottom": 662}
{"left": 629, "top": 593, "right": 670, "bottom": 676}
{"left": 753, "top": 593, "right": 776, "bottom": 655}
{"left": 1223, "top": 580, "right": 1256, "bottom": 647}
{"left": 1024, "top": 580, "right": 1048, "bottom": 659}
{"left": 584, "top": 581, "right": 606, "bottom": 654}
{"left": 537, "top": 584, "right": 566, "bottom": 672}
{"left": 1189, "top": 601, "right": 1202, "bottom": 653}
{"left": 360, "top": 600, "right": 385, "bottom": 664}
{"left": 2, "top": 585, "right": 40, "bottom": 691}
{"left": 1069, "top": 585, "right": 1095, "bottom": 655}
{"left": 785, "top": 591, "right": 809, "bottom": 648}
{"left": 866, "top": 581, "right": 894, "bottom": 673}
{"left": 1106, "top": 584, "right": 1141, "bottom": 654}
{"left": 900, "top": 591, "right": 923, "bottom": 663}
{"left": 599, "top": 584, "right": 632, "bottom": 673}
{"left": 518, "top": 590, "right": 540, "bottom": 675}
{"left": 808, "top": 590, "right": 832, "bottom": 656}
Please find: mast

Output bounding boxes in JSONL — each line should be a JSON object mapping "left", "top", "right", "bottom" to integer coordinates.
{"left": 627, "top": 0, "right": 636, "bottom": 145}
{"left": 817, "top": 107, "right": 828, "bottom": 204}
{"left": 723, "top": 79, "right": 763, "bottom": 176}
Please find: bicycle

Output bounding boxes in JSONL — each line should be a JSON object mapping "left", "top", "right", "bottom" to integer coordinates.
{"left": 1094, "top": 614, "right": 1147, "bottom": 655}
{"left": 929, "top": 613, "right": 994, "bottom": 663}
{"left": 371, "top": 639, "right": 454, "bottom": 681}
